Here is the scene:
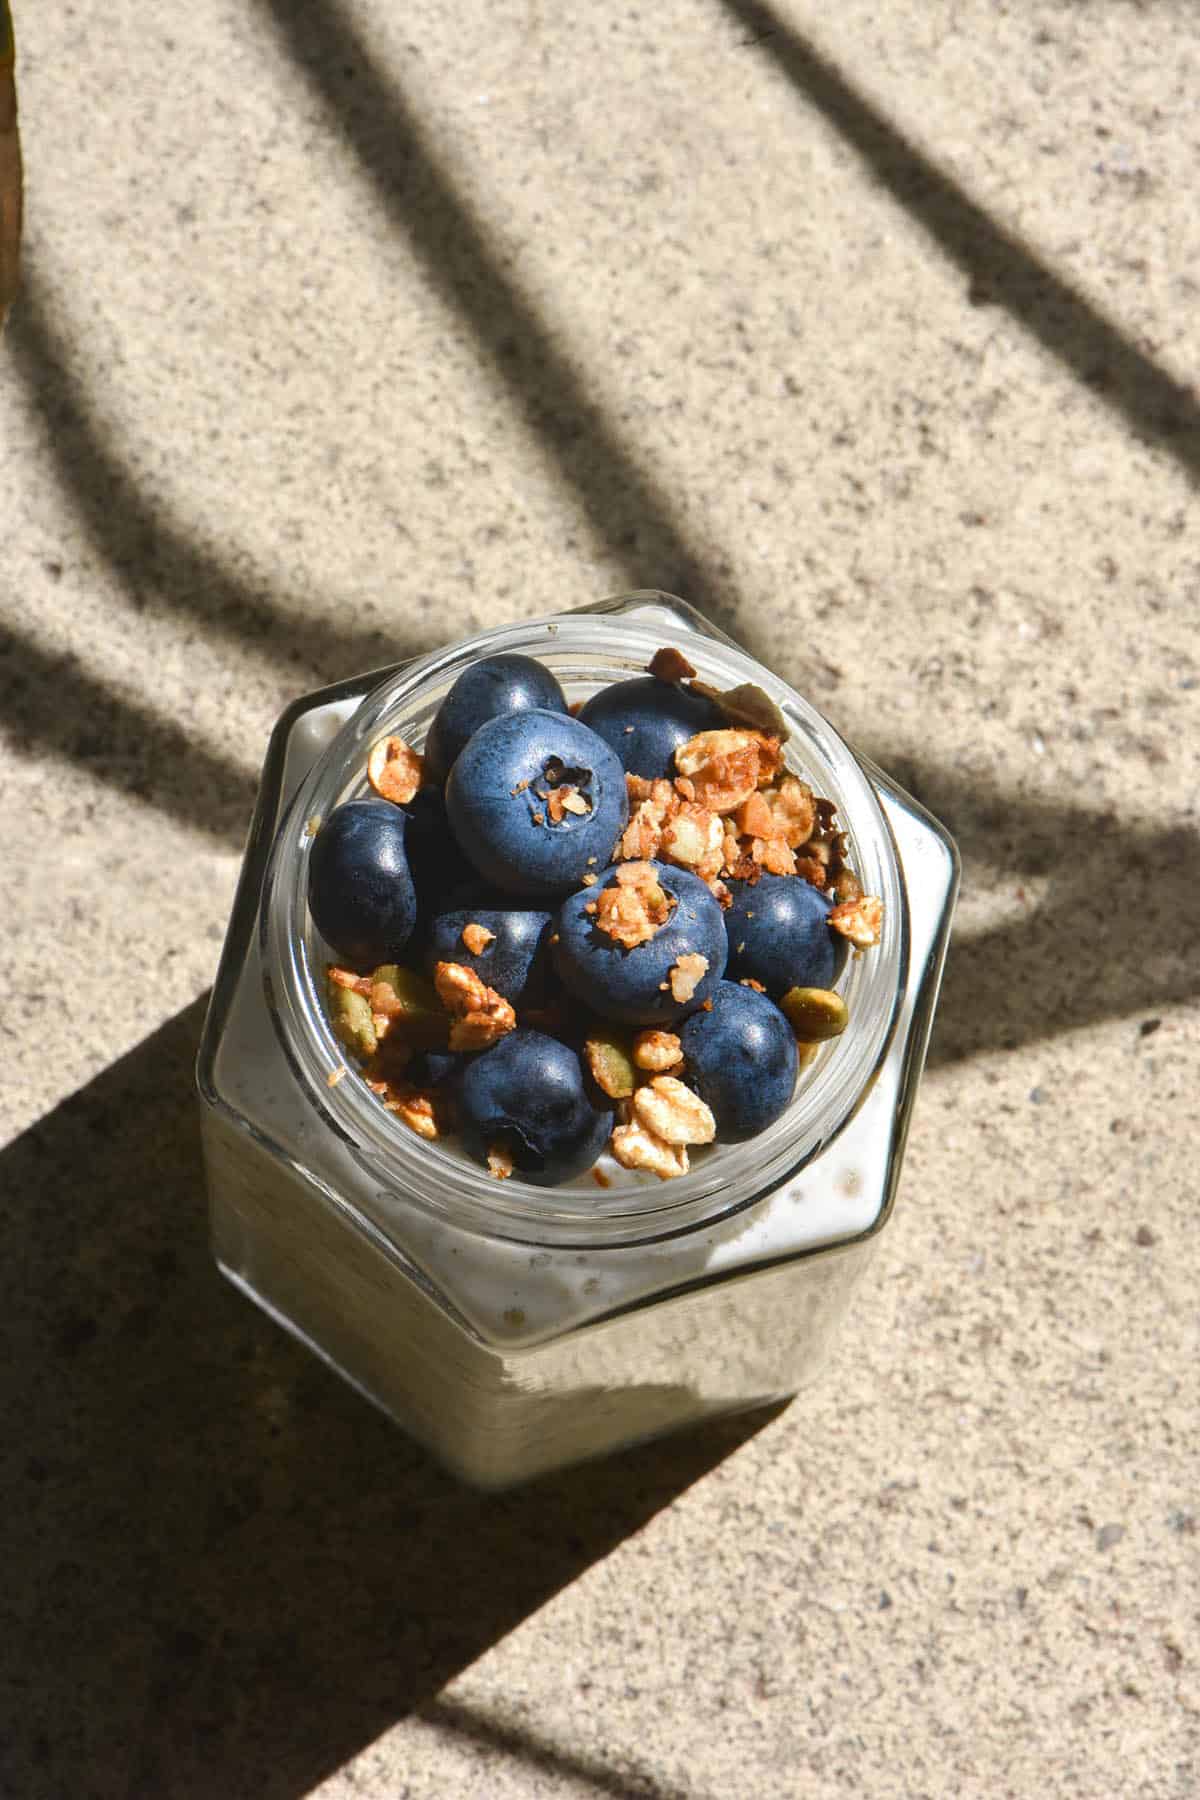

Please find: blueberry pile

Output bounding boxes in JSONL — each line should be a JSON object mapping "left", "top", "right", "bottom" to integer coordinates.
{"left": 308, "top": 646, "right": 882, "bottom": 1187}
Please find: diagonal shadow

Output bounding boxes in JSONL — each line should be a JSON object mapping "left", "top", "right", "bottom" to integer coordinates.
{"left": 0, "top": 997, "right": 779, "bottom": 1800}
{"left": 0, "top": 615, "right": 256, "bottom": 847}
{"left": 419, "top": 1696, "right": 699, "bottom": 1800}
{"left": 4, "top": 275, "right": 429, "bottom": 689}
{"left": 722, "top": 0, "right": 1200, "bottom": 482}
{"left": 883, "top": 753, "right": 1200, "bottom": 1066}
{"left": 253, "top": 0, "right": 736, "bottom": 629}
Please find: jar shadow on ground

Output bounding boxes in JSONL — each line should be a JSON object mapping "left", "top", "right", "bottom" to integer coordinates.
{"left": 1, "top": 995, "right": 781, "bottom": 1800}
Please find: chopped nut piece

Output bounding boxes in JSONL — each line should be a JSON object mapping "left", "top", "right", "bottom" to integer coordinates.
{"left": 434, "top": 960, "right": 517, "bottom": 1050}
{"left": 828, "top": 894, "right": 884, "bottom": 949}
{"left": 734, "top": 791, "right": 775, "bottom": 840}
{"left": 461, "top": 921, "right": 497, "bottom": 955}
{"left": 674, "top": 729, "right": 778, "bottom": 814}
{"left": 327, "top": 965, "right": 365, "bottom": 992}
{"left": 793, "top": 855, "right": 828, "bottom": 888}
{"left": 632, "top": 1029, "right": 684, "bottom": 1072}
{"left": 592, "top": 1167, "right": 612, "bottom": 1188}
{"left": 633, "top": 1075, "right": 717, "bottom": 1146}
{"left": 766, "top": 775, "right": 817, "bottom": 846}
{"left": 660, "top": 802, "right": 725, "bottom": 883}
{"left": 739, "top": 977, "right": 767, "bottom": 993}
{"left": 751, "top": 835, "right": 798, "bottom": 877}
{"left": 708, "top": 878, "right": 733, "bottom": 909}
{"left": 626, "top": 772, "right": 656, "bottom": 804}
{"left": 364, "top": 1070, "right": 440, "bottom": 1138}
{"left": 668, "top": 951, "right": 709, "bottom": 1004}
{"left": 779, "top": 986, "right": 849, "bottom": 1040}
{"left": 595, "top": 862, "right": 676, "bottom": 948}
{"left": 610, "top": 1120, "right": 690, "bottom": 1180}
{"left": 368, "top": 978, "right": 406, "bottom": 1018}
{"left": 546, "top": 783, "right": 591, "bottom": 823}
{"left": 389, "top": 1089, "right": 439, "bottom": 1139}
{"left": 833, "top": 867, "right": 864, "bottom": 905}
{"left": 617, "top": 779, "right": 679, "bottom": 861}
{"left": 584, "top": 1034, "right": 637, "bottom": 1099}
{"left": 366, "top": 734, "right": 424, "bottom": 805}
{"left": 581, "top": 872, "right": 598, "bottom": 887}
{"left": 487, "top": 1141, "right": 515, "bottom": 1180}
{"left": 687, "top": 679, "right": 790, "bottom": 741}
{"left": 648, "top": 645, "right": 698, "bottom": 683}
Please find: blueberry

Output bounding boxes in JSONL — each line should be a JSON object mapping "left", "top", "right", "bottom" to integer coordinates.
{"left": 307, "top": 799, "right": 417, "bottom": 966}
{"left": 680, "top": 981, "right": 798, "bottom": 1142}
{"left": 400, "top": 786, "right": 476, "bottom": 927}
{"left": 577, "top": 676, "right": 724, "bottom": 778}
{"left": 425, "top": 905, "right": 553, "bottom": 1008}
{"left": 724, "top": 874, "right": 838, "bottom": 996}
{"left": 457, "top": 1030, "right": 613, "bottom": 1185}
{"left": 423, "top": 653, "right": 568, "bottom": 784}
{"left": 445, "top": 710, "right": 629, "bottom": 898}
{"left": 553, "top": 862, "right": 727, "bottom": 1026}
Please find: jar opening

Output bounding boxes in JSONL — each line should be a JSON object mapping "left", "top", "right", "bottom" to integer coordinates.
{"left": 260, "top": 596, "right": 907, "bottom": 1246}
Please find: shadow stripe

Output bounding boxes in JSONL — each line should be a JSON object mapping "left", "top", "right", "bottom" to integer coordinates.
{"left": 722, "top": 0, "right": 1200, "bottom": 480}
{"left": 255, "top": 0, "right": 733, "bottom": 625}
{"left": 0, "top": 619, "right": 257, "bottom": 846}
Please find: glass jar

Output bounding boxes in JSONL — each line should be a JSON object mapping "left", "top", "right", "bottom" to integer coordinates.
{"left": 197, "top": 592, "right": 958, "bottom": 1488}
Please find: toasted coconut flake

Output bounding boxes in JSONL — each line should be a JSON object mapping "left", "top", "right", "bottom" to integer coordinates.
{"left": 632, "top": 1029, "right": 684, "bottom": 1072}
{"left": 367, "top": 734, "right": 424, "bottom": 805}
{"left": 739, "top": 977, "right": 767, "bottom": 993}
{"left": 433, "top": 960, "right": 517, "bottom": 1050}
{"left": 326, "top": 1064, "right": 348, "bottom": 1087}
{"left": 648, "top": 645, "right": 698, "bottom": 683}
{"left": 461, "top": 921, "right": 496, "bottom": 955}
{"left": 610, "top": 1121, "right": 690, "bottom": 1180}
{"left": 828, "top": 894, "right": 884, "bottom": 948}
{"left": 633, "top": 1075, "right": 716, "bottom": 1146}
{"left": 668, "top": 951, "right": 709, "bottom": 1005}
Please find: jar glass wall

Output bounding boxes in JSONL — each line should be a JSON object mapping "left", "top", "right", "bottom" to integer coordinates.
{"left": 197, "top": 592, "right": 958, "bottom": 1487}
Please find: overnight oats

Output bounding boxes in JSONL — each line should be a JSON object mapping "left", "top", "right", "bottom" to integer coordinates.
{"left": 197, "top": 592, "right": 958, "bottom": 1487}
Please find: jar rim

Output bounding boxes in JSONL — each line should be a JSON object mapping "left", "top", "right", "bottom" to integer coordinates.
{"left": 260, "top": 593, "right": 908, "bottom": 1247}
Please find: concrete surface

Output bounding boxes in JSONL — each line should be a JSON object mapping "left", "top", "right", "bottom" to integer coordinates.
{"left": 2, "top": 1, "right": 1197, "bottom": 1794}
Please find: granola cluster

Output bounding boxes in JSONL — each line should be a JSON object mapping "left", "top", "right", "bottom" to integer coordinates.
{"left": 614, "top": 724, "right": 875, "bottom": 941}
{"left": 314, "top": 637, "right": 884, "bottom": 1182}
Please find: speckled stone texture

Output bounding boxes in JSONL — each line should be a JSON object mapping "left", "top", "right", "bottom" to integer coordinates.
{"left": 2, "top": 2, "right": 1196, "bottom": 1796}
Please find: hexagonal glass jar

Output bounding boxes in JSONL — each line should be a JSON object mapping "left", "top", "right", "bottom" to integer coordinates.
{"left": 197, "top": 592, "right": 958, "bottom": 1488}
